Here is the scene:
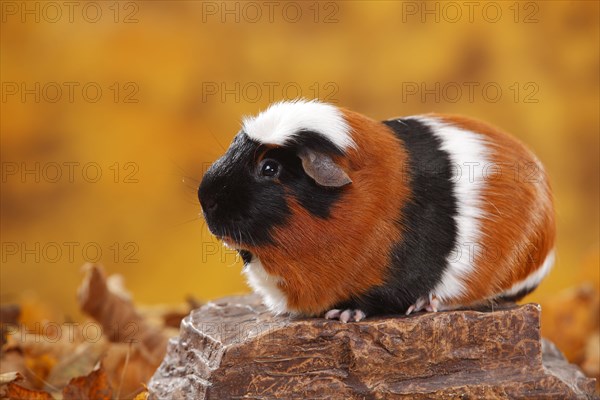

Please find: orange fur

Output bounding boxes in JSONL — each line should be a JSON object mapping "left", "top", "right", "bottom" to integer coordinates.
{"left": 437, "top": 115, "right": 555, "bottom": 304}
{"left": 245, "top": 110, "right": 410, "bottom": 315}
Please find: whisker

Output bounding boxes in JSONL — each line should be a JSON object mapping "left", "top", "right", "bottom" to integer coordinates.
{"left": 167, "top": 216, "right": 202, "bottom": 229}
{"left": 206, "top": 128, "right": 227, "bottom": 152}
{"left": 199, "top": 219, "right": 212, "bottom": 241}
{"left": 181, "top": 191, "right": 201, "bottom": 202}
{"left": 170, "top": 158, "right": 198, "bottom": 179}
{"left": 181, "top": 176, "right": 200, "bottom": 187}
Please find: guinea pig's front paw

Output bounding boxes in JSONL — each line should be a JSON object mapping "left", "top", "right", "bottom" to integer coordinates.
{"left": 406, "top": 293, "right": 440, "bottom": 315}
{"left": 324, "top": 308, "right": 366, "bottom": 323}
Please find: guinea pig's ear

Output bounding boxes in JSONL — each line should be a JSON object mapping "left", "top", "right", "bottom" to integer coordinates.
{"left": 297, "top": 148, "right": 352, "bottom": 188}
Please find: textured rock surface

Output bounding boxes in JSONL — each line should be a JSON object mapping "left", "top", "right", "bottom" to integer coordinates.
{"left": 149, "top": 294, "right": 597, "bottom": 399}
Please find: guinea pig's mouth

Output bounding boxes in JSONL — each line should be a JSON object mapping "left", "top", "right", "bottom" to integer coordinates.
{"left": 203, "top": 219, "right": 248, "bottom": 250}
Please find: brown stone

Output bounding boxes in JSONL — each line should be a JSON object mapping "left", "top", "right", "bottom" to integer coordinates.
{"left": 148, "top": 294, "right": 598, "bottom": 399}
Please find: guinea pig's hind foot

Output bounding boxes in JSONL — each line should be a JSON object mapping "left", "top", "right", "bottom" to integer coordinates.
{"left": 406, "top": 294, "right": 440, "bottom": 315}
{"left": 324, "top": 308, "right": 366, "bottom": 323}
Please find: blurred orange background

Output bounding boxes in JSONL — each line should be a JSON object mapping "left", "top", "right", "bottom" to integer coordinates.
{"left": 1, "top": 0, "right": 598, "bottom": 325}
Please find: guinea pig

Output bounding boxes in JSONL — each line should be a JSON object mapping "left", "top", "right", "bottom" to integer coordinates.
{"left": 198, "top": 99, "right": 555, "bottom": 322}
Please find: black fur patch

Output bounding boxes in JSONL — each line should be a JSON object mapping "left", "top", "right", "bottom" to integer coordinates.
{"left": 199, "top": 133, "right": 290, "bottom": 246}
{"left": 335, "top": 118, "right": 459, "bottom": 316}
{"left": 199, "top": 131, "right": 347, "bottom": 247}
{"left": 287, "top": 130, "right": 345, "bottom": 156}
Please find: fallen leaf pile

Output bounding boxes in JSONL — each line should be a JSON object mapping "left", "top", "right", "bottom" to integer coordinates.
{"left": 0, "top": 264, "right": 199, "bottom": 399}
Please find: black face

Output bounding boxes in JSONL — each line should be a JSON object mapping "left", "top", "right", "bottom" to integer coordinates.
{"left": 198, "top": 132, "right": 345, "bottom": 247}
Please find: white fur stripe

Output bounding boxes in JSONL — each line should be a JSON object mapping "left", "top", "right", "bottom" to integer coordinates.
{"left": 501, "top": 249, "right": 555, "bottom": 297}
{"left": 409, "top": 116, "right": 490, "bottom": 301}
{"left": 242, "top": 99, "right": 354, "bottom": 150}
{"left": 243, "top": 257, "right": 288, "bottom": 315}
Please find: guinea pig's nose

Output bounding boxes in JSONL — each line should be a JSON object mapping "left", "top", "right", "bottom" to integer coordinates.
{"left": 204, "top": 196, "right": 217, "bottom": 211}
{"left": 200, "top": 193, "right": 218, "bottom": 212}
{"left": 198, "top": 182, "right": 218, "bottom": 212}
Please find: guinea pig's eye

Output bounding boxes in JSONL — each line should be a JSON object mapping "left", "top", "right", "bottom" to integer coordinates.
{"left": 258, "top": 159, "right": 281, "bottom": 178}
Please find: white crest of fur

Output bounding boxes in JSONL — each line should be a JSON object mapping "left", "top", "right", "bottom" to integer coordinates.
{"left": 243, "top": 257, "right": 288, "bottom": 314}
{"left": 501, "top": 249, "right": 555, "bottom": 297}
{"left": 409, "top": 115, "right": 490, "bottom": 302}
{"left": 242, "top": 99, "right": 354, "bottom": 150}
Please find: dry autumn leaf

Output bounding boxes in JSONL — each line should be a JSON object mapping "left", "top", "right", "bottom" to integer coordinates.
{"left": 62, "top": 366, "right": 112, "bottom": 400}
{"left": 103, "top": 343, "right": 159, "bottom": 399}
{"left": 77, "top": 263, "right": 168, "bottom": 363}
{"left": 46, "top": 340, "right": 107, "bottom": 389}
{"left": 4, "top": 383, "right": 54, "bottom": 400}
{"left": 0, "top": 371, "right": 23, "bottom": 385}
{"left": 76, "top": 264, "right": 171, "bottom": 397}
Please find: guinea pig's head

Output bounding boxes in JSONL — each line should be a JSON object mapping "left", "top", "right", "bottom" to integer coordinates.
{"left": 198, "top": 99, "right": 408, "bottom": 315}
{"left": 198, "top": 99, "right": 355, "bottom": 250}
